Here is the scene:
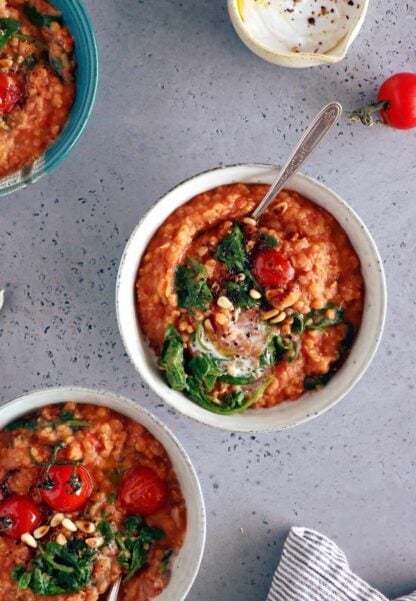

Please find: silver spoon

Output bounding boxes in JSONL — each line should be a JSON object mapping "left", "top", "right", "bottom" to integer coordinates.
{"left": 251, "top": 101, "right": 342, "bottom": 220}
{"left": 106, "top": 578, "right": 121, "bottom": 601}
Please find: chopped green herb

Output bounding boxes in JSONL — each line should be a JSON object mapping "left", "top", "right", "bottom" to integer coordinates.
{"left": 160, "top": 549, "right": 173, "bottom": 573}
{"left": 223, "top": 390, "right": 246, "bottom": 409}
{"left": 258, "top": 232, "right": 279, "bottom": 248}
{"left": 159, "top": 325, "right": 187, "bottom": 391}
{"left": 291, "top": 312, "right": 305, "bottom": 333}
{"left": 23, "top": 3, "right": 61, "bottom": 27}
{"left": 304, "top": 304, "right": 344, "bottom": 330}
{"left": 218, "top": 373, "right": 255, "bottom": 385}
{"left": 115, "top": 516, "right": 164, "bottom": 583}
{"left": 215, "top": 222, "right": 248, "bottom": 274}
{"left": 259, "top": 334, "right": 299, "bottom": 367}
{"left": 224, "top": 279, "right": 260, "bottom": 309}
{"left": 14, "top": 32, "right": 48, "bottom": 49}
{"left": 98, "top": 520, "right": 115, "bottom": 546}
{"left": 23, "top": 53, "right": 38, "bottom": 70}
{"left": 6, "top": 410, "right": 89, "bottom": 432}
{"left": 187, "top": 353, "right": 221, "bottom": 392}
{"left": 11, "top": 540, "right": 97, "bottom": 594}
{"left": 174, "top": 257, "right": 212, "bottom": 311}
{"left": 0, "top": 18, "right": 20, "bottom": 50}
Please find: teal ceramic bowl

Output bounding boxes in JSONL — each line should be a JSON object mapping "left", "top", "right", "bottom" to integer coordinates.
{"left": 0, "top": 0, "right": 99, "bottom": 197}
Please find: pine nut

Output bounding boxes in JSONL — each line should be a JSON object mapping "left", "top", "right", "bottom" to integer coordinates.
{"left": 249, "top": 289, "right": 261, "bottom": 299}
{"left": 242, "top": 217, "right": 257, "bottom": 226}
{"left": 204, "top": 318, "right": 214, "bottom": 332}
{"left": 56, "top": 533, "right": 67, "bottom": 546}
{"left": 217, "top": 296, "right": 234, "bottom": 310}
{"left": 50, "top": 513, "right": 64, "bottom": 527}
{"left": 75, "top": 520, "right": 96, "bottom": 534}
{"left": 62, "top": 518, "right": 77, "bottom": 532}
{"left": 227, "top": 364, "right": 238, "bottom": 377}
{"left": 21, "top": 533, "right": 37, "bottom": 548}
{"left": 262, "top": 307, "right": 281, "bottom": 321}
{"left": 34, "top": 525, "right": 50, "bottom": 539}
{"left": 85, "top": 536, "right": 104, "bottom": 549}
{"left": 270, "top": 311, "right": 287, "bottom": 324}
{"left": 325, "top": 308, "right": 336, "bottom": 320}
{"left": 238, "top": 273, "right": 246, "bottom": 281}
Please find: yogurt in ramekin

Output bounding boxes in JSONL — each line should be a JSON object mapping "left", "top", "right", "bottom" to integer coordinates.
{"left": 229, "top": 0, "right": 369, "bottom": 67}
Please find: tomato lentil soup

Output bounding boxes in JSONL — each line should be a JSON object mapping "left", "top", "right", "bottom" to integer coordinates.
{"left": 0, "top": 403, "right": 186, "bottom": 601}
{"left": 0, "top": 0, "right": 76, "bottom": 178}
{"left": 137, "top": 184, "right": 364, "bottom": 414}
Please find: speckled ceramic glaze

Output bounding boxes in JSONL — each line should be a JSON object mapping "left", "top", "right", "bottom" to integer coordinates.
{"left": 116, "top": 164, "right": 387, "bottom": 433}
{"left": 0, "top": 0, "right": 99, "bottom": 197}
{"left": 227, "top": 0, "right": 370, "bottom": 67}
{"left": 0, "top": 387, "right": 206, "bottom": 601}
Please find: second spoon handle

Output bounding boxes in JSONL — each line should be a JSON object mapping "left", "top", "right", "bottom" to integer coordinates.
{"left": 251, "top": 102, "right": 342, "bottom": 220}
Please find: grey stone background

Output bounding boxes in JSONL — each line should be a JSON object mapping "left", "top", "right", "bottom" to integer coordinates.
{"left": 1, "top": 1, "right": 415, "bottom": 599}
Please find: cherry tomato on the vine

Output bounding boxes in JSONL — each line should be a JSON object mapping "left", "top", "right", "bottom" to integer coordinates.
{"left": 0, "top": 495, "right": 41, "bottom": 539}
{"left": 377, "top": 72, "right": 416, "bottom": 130}
{"left": 253, "top": 249, "right": 295, "bottom": 288}
{"left": 0, "top": 73, "right": 24, "bottom": 115}
{"left": 351, "top": 72, "right": 416, "bottom": 130}
{"left": 39, "top": 464, "right": 94, "bottom": 512}
{"left": 119, "top": 466, "right": 168, "bottom": 516}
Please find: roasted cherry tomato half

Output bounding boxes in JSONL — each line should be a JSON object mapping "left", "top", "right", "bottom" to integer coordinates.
{"left": 0, "top": 495, "right": 41, "bottom": 539}
{"left": 253, "top": 249, "right": 295, "bottom": 288}
{"left": 0, "top": 72, "right": 24, "bottom": 115}
{"left": 40, "top": 464, "right": 94, "bottom": 512}
{"left": 119, "top": 466, "right": 168, "bottom": 516}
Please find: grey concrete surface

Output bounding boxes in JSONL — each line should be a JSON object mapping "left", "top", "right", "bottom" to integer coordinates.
{"left": 1, "top": 1, "right": 415, "bottom": 599}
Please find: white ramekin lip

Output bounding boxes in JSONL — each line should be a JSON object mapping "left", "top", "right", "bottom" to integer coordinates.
{"left": 227, "top": 0, "right": 370, "bottom": 67}
{"left": 0, "top": 386, "right": 206, "bottom": 601}
{"left": 116, "top": 163, "right": 387, "bottom": 433}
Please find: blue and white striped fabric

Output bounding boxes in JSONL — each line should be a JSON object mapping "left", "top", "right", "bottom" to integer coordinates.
{"left": 268, "top": 528, "right": 416, "bottom": 601}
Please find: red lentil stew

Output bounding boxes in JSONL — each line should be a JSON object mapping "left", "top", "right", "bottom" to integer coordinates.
{"left": 0, "top": 403, "right": 186, "bottom": 600}
{"left": 0, "top": 0, "right": 76, "bottom": 177}
{"left": 137, "top": 184, "right": 364, "bottom": 414}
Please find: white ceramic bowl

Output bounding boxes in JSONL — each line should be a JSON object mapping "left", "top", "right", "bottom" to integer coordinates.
{"left": 0, "top": 386, "right": 206, "bottom": 601}
{"left": 227, "top": 0, "right": 369, "bottom": 68}
{"left": 116, "top": 164, "right": 387, "bottom": 433}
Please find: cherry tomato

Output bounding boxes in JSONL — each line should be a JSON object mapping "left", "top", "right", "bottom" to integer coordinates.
{"left": 253, "top": 249, "right": 295, "bottom": 288}
{"left": 377, "top": 72, "right": 416, "bottom": 129}
{"left": 0, "top": 73, "right": 24, "bottom": 115}
{"left": 119, "top": 466, "right": 168, "bottom": 516}
{"left": 40, "top": 464, "right": 94, "bottom": 512}
{"left": 0, "top": 495, "right": 41, "bottom": 539}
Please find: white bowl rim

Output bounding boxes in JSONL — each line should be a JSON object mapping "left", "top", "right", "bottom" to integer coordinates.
{"left": 0, "top": 385, "right": 206, "bottom": 601}
{"left": 116, "top": 163, "right": 387, "bottom": 433}
{"left": 227, "top": 0, "right": 370, "bottom": 63}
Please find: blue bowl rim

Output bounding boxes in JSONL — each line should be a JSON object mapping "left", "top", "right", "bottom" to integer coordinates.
{"left": 0, "top": 0, "right": 99, "bottom": 197}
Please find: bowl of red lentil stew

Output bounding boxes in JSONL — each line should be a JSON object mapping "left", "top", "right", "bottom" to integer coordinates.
{"left": 0, "top": 386, "right": 206, "bottom": 600}
{"left": 116, "top": 164, "right": 386, "bottom": 432}
{"left": 0, "top": 0, "right": 98, "bottom": 196}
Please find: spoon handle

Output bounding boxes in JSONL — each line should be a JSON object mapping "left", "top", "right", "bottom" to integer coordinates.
{"left": 106, "top": 578, "right": 122, "bottom": 601}
{"left": 251, "top": 101, "right": 342, "bottom": 220}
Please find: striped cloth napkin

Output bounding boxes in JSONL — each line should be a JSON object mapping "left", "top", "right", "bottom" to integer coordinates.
{"left": 268, "top": 527, "right": 416, "bottom": 601}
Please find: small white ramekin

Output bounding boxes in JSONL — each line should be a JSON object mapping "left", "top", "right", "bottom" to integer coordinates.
{"left": 0, "top": 386, "right": 206, "bottom": 601}
{"left": 227, "top": 0, "right": 370, "bottom": 68}
{"left": 116, "top": 164, "right": 387, "bottom": 433}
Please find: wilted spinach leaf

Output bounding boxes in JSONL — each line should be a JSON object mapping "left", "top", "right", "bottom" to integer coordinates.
{"left": 23, "top": 3, "right": 61, "bottom": 27}
{"left": 0, "top": 18, "right": 20, "bottom": 50}
{"left": 187, "top": 353, "right": 221, "bottom": 392}
{"left": 115, "top": 516, "right": 164, "bottom": 583}
{"left": 159, "top": 325, "right": 187, "bottom": 391}
{"left": 224, "top": 279, "right": 260, "bottom": 309}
